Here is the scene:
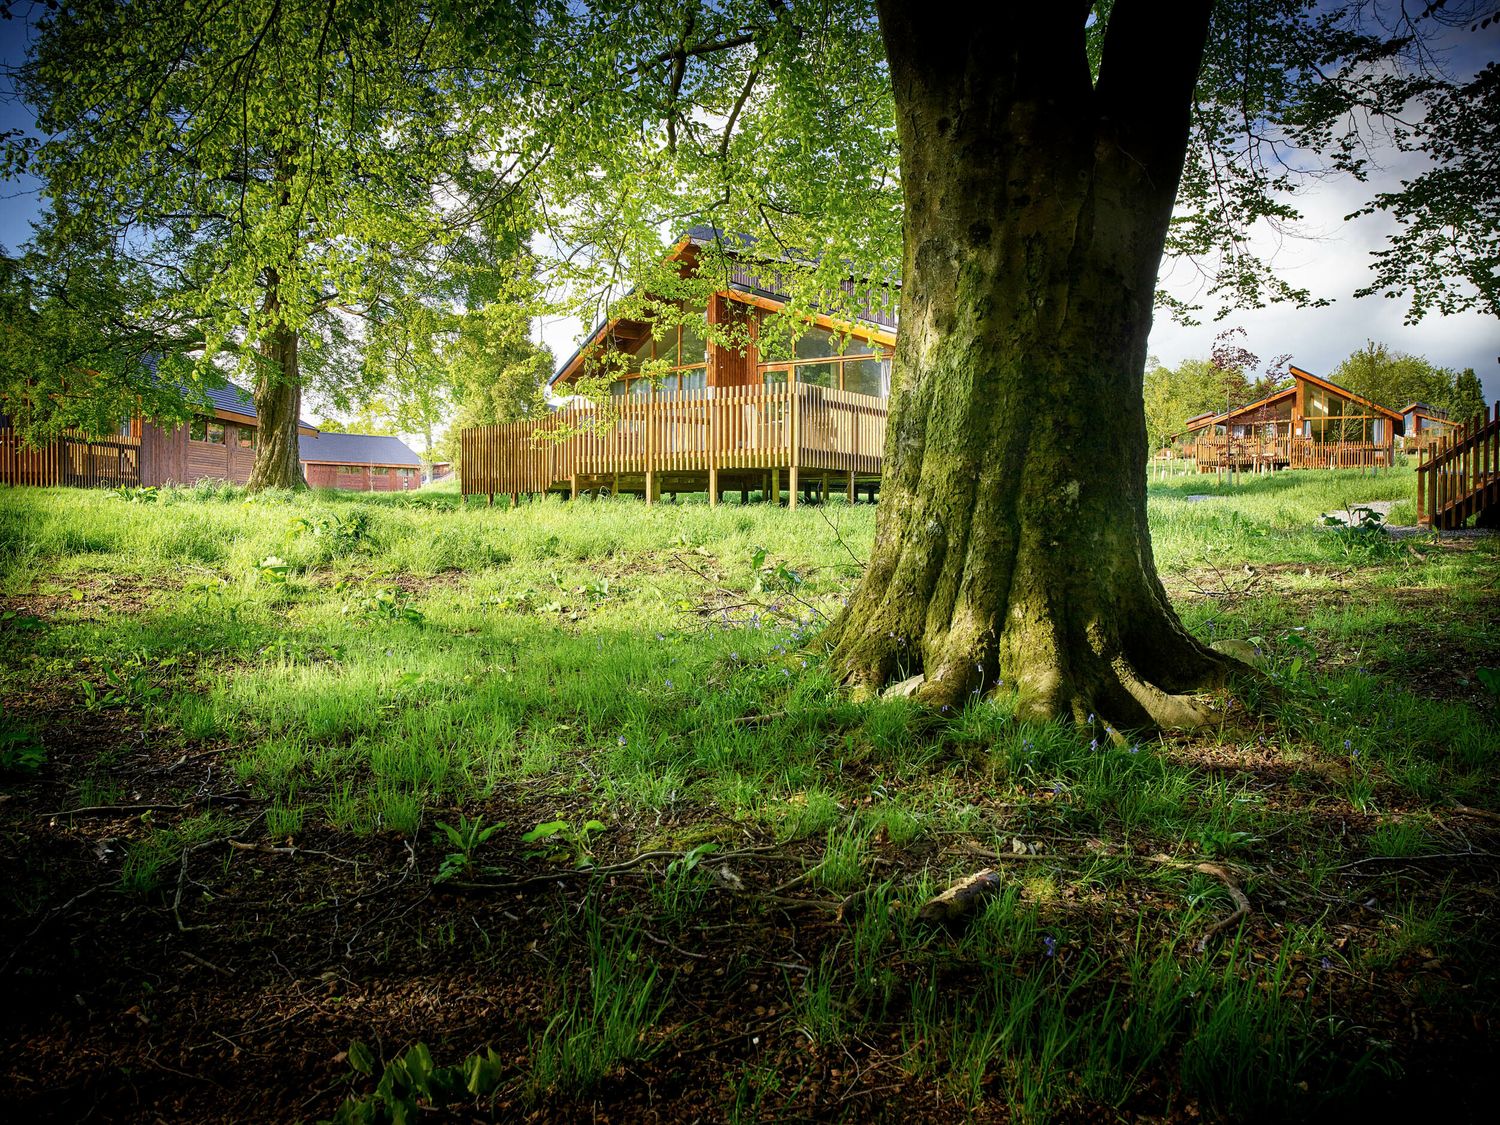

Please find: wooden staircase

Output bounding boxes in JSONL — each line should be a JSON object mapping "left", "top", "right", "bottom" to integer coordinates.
{"left": 1417, "top": 402, "right": 1500, "bottom": 530}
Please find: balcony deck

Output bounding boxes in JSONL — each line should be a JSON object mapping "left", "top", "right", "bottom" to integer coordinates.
{"left": 461, "top": 383, "right": 887, "bottom": 505}
{"left": 1187, "top": 436, "right": 1395, "bottom": 473}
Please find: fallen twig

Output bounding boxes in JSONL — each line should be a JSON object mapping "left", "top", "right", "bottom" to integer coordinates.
{"left": 1146, "top": 853, "right": 1250, "bottom": 950}
{"left": 1449, "top": 803, "right": 1500, "bottom": 825}
{"left": 443, "top": 844, "right": 780, "bottom": 894}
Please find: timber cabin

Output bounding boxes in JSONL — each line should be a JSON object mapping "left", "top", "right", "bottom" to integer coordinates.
{"left": 299, "top": 432, "right": 424, "bottom": 492}
{"left": 1, "top": 378, "right": 422, "bottom": 492}
{"left": 1398, "top": 402, "right": 1458, "bottom": 453}
{"left": 461, "top": 227, "right": 896, "bottom": 507}
{"left": 1181, "top": 366, "right": 1404, "bottom": 472}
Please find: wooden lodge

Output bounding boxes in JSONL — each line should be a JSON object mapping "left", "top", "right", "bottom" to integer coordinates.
{"left": 1398, "top": 401, "right": 1459, "bottom": 455}
{"left": 2, "top": 379, "right": 423, "bottom": 492}
{"left": 1180, "top": 366, "right": 1403, "bottom": 473}
{"left": 461, "top": 227, "right": 894, "bottom": 507}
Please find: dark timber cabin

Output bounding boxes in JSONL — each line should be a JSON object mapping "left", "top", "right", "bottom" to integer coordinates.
{"left": 2, "top": 377, "right": 423, "bottom": 492}
{"left": 461, "top": 227, "right": 898, "bottom": 507}
{"left": 1, "top": 379, "right": 319, "bottom": 488}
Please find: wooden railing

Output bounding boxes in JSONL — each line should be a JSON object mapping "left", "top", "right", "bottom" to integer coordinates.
{"left": 1188, "top": 436, "right": 1395, "bottom": 472}
{"left": 461, "top": 383, "right": 887, "bottom": 501}
{"left": 0, "top": 425, "right": 142, "bottom": 488}
{"left": 1416, "top": 403, "right": 1500, "bottom": 529}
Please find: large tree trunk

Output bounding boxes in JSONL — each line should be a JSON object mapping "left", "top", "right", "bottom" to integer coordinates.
{"left": 246, "top": 274, "right": 307, "bottom": 492}
{"left": 828, "top": 1, "right": 1230, "bottom": 728}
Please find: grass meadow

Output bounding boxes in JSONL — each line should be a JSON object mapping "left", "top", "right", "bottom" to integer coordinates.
{"left": 0, "top": 467, "right": 1496, "bottom": 1122}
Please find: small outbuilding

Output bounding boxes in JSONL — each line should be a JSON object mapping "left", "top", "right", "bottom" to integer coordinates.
{"left": 299, "top": 432, "right": 424, "bottom": 491}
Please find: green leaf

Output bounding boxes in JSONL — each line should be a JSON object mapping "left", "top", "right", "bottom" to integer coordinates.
{"left": 521, "top": 820, "right": 567, "bottom": 844}
{"left": 347, "top": 1039, "right": 375, "bottom": 1076}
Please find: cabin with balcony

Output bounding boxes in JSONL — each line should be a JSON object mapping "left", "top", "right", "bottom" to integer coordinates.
{"left": 1186, "top": 366, "right": 1402, "bottom": 472}
{"left": 461, "top": 228, "right": 896, "bottom": 507}
{"left": 1398, "top": 402, "right": 1458, "bottom": 454}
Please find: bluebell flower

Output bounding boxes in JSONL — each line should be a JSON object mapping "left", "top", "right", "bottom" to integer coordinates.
{"left": 1042, "top": 935, "right": 1056, "bottom": 957}
{"left": 664, "top": 679, "right": 673, "bottom": 689}
{"left": 617, "top": 735, "right": 627, "bottom": 747}
{"left": 1320, "top": 957, "right": 1332, "bottom": 971}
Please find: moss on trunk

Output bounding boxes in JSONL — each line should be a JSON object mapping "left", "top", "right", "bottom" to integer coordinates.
{"left": 827, "top": 2, "right": 1231, "bottom": 729}
{"left": 246, "top": 321, "right": 307, "bottom": 492}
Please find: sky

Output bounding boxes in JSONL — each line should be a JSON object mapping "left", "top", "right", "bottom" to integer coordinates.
{"left": 2, "top": 10, "right": 1496, "bottom": 413}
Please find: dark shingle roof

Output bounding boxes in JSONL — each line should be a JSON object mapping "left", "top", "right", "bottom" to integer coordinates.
{"left": 298, "top": 432, "right": 421, "bottom": 467}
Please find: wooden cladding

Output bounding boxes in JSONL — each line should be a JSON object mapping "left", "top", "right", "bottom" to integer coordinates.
{"left": 0, "top": 425, "right": 142, "bottom": 488}
{"left": 1417, "top": 402, "right": 1500, "bottom": 530}
{"left": 461, "top": 383, "right": 887, "bottom": 499}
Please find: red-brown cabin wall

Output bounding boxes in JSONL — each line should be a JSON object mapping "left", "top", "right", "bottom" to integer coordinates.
{"left": 304, "top": 464, "right": 420, "bottom": 491}
{"left": 707, "top": 295, "right": 756, "bottom": 388}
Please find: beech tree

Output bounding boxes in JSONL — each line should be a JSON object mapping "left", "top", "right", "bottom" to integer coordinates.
{"left": 4, "top": 0, "right": 537, "bottom": 489}
{"left": 514, "top": 0, "right": 1495, "bottom": 726}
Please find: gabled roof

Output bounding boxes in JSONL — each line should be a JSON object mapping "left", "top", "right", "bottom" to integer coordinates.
{"left": 1200, "top": 367, "right": 1402, "bottom": 428}
{"left": 1288, "top": 365, "right": 1401, "bottom": 421}
{"left": 138, "top": 354, "right": 317, "bottom": 433}
{"left": 1399, "top": 401, "right": 1451, "bottom": 419}
{"left": 1214, "top": 386, "right": 1295, "bottom": 425}
{"left": 198, "top": 379, "right": 319, "bottom": 435}
{"left": 298, "top": 431, "right": 421, "bottom": 467}
{"left": 550, "top": 229, "right": 898, "bottom": 387}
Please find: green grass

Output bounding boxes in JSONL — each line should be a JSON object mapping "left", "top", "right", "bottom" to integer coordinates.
{"left": 2, "top": 469, "right": 1496, "bottom": 1121}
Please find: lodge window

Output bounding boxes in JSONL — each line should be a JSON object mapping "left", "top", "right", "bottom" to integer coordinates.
{"left": 1304, "top": 391, "right": 1380, "bottom": 443}
{"left": 238, "top": 426, "right": 255, "bottom": 448}
{"left": 339, "top": 465, "right": 363, "bottom": 475}
{"left": 756, "top": 326, "right": 890, "bottom": 397}
{"left": 189, "top": 417, "right": 206, "bottom": 441}
{"left": 192, "top": 420, "right": 226, "bottom": 445}
{"left": 602, "top": 316, "right": 710, "bottom": 398}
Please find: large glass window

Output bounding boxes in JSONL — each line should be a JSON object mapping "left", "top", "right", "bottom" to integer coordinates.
{"left": 206, "top": 422, "right": 225, "bottom": 445}
{"left": 793, "top": 326, "right": 875, "bottom": 361}
{"left": 797, "top": 362, "right": 838, "bottom": 389}
{"left": 680, "top": 320, "right": 708, "bottom": 366}
{"left": 237, "top": 426, "right": 255, "bottom": 448}
{"left": 843, "top": 358, "right": 886, "bottom": 397}
{"left": 189, "top": 417, "right": 207, "bottom": 442}
{"left": 1306, "top": 389, "right": 1378, "bottom": 442}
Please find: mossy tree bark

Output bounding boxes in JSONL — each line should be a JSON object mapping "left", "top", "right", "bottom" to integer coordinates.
{"left": 828, "top": 1, "right": 1230, "bottom": 728}
{"left": 245, "top": 273, "right": 307, "bottom": 492}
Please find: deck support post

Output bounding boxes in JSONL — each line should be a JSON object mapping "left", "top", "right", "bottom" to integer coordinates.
{"left": 740, "top": 488, "right": 749, "bottom": 505}
{"left": 821, "top": 473, "right": 830, "bottom": 504}
{"left": 612, "top": 473, "right": 619, "bottom": 497}
{"left": 486, "top": 493, "right": 493, "bottom": 507}
{"left": 708, "top": 465, "right": 719, "bottom": 507}
{"left": 847, "top": 471, "right": 856, "bottom": 503}
{"left": 510, "top": 491, "right": 518, "bottom": 509}
{"left": 788, "top": 465, "right": 799, "bottom": 510}
{"left": 645, "top": 470, "right": 656, "bottom": 507}
{"left": 569, "top": 475, "right": 579, "bottom": 501}
{"left": 771, "top": 468, "right": 780, "bottom": 507}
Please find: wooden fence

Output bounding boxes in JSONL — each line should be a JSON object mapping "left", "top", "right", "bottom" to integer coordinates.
{"left": 1187, "top": 436, "right": 1395, "bottom": 472}
{"left": 0, "top": 424, "right": 142, "bottom": 488}
{"left": 462, "top": 382, "right": 887, "bottom": 502}
{"left": 1416, "top": 403, "right": 1500, "bottom": 529}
